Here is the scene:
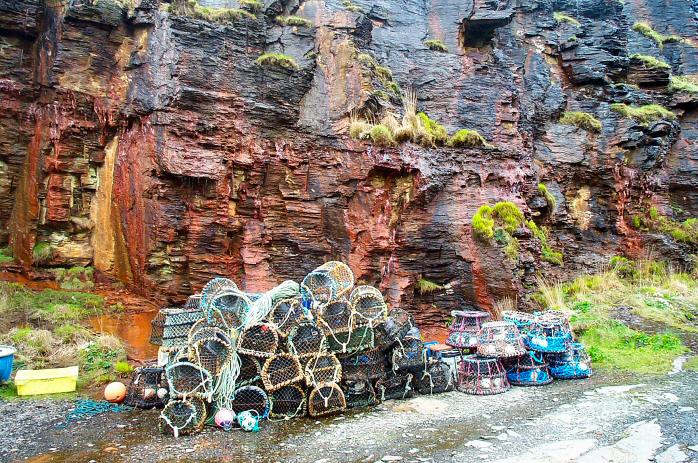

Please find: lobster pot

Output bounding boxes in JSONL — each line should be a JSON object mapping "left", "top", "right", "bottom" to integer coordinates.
{"left": 457, "top": 355, "right": 510, "bottom": 395}
{"left": 547, "top": 342, "right": 592, "bottom": 379}
{"left": 208, "top": 289, "right": 252, "bottom": 328}
{"left": 317, "top": 299, "right": 353, "bottom": 335}
{"left": 288, "top": 322, "right": 327, "bottom": 357}
{"left": 391, "top": 337, "right": 426, "bottom": 371}
{"left": 301, "top": 269, "right": 338, "bottom": 307}
{"left": 304, "top": 353, "right": 342, "bottom": 386}
{"left": 524, "top": 313, "right": 573, "bottom": 353}
{"left": 238, "top": 323, "right": 279, "bottom": 358}
{"left": 165, "top": 361, "right": 213, "bottom": 399}
{"left": 238, "top": 354, "right": 262, "bottom": 386}
{"left": 504, "top": 351, "right": 553, "bottom": 386}
{"left": 124, "top": 366, "right": 167, "bottom": 409}
{"left": 350, "top": 286, "right": 388, "bottom": 328}
{"left": 150, "top": 310, "right": 165, "bottom": 346}
{"left": 200, "top": 277, "right": 237, "bottom": 308}
{"left": 261, "top": 354, "right": 304, "bottom": 392}
{"left": 188, "top": 328, "right": 234, "bottom": 377}
{"left": 161, "top": 307, "right": 204, "bottom": 349}
{"left": 269, "top": 384, "right": 306, "bottom": 419}
{"left": 158, "top": 397, "right": 207, "bottom": 437}
{"left": 477, "top": 321, "right": 526, "bottom": 358}
{"left": 308, "top": 382, "right": 347, "bottom": 417}
{"left": 270, "top": 297, "right": 304, "bottom": 337}
{"left": 318, "top": 261, "right": 355, "bottom": 297}
{"left": 339, "top": 349, "right": 388, "bottom": 381}
{"left": 230, "top": 385, "right": 270, "bottom": 419}
{"left": 416, "top": 361, "right": 454, "bottom": 395}
{"left": 376, "top": 308, "right": 415, "bottom": 350}
{"left": 343, "top": 379, "right": 379, "bottom": 408}
{"left": 375, "top": 372, "right": 415, "bottom": 401}
{"left": 438, "top": 349, "right": 464, "bottom": 384}
{"left": 446, "top": 310, "right": 490, "bottom": 349}
{"left": 185, "top": 294, "right": 203, "bottom": 310}
{"left": 326, "top": 326, "right": 375, "bottom": 354}
{"left": 502, "top": 311, "right": 535, "bottom": 334}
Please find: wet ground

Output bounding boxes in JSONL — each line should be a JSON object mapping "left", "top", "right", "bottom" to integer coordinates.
{"left": 1, "top": 368, "right": 696, "bottom": 463}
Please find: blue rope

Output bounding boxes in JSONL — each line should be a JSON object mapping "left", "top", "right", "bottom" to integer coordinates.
{"left": 56, "top": 399, "right": 133, "bottom": 428}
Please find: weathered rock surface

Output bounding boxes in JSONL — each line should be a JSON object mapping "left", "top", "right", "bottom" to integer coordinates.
{"left": 0, "top": 0, "right": 697, "bottom": 327}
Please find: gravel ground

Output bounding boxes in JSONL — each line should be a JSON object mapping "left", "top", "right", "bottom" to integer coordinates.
{"left": 1, "top": 368, "right": 696, "bottom": 463}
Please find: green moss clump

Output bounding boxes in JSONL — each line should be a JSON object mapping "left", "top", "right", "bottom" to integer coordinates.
{"left": 32, "top": 241, "right": 54, "bottom": 265}
{"left": 472, "top": 201, "right": 526, "bottom": 240}
{"left": 369, "top": 124, "right": 394, "bottom": 146}
{"left": 668, "top": 75, "right": 698, "bottom": 94}
{"left": 114, "top": 361, "right": 134, "bottom": 375}
{"left": 553, "top": 12, "right": 581, "bottom": 27}
{"left": 472, "top": 205, "right": 495, "bottom": 239}
{"left": 630, "top": 53, "right": 670, "bottom": 70}
{"left": 417, "top": 112, "right": 448, "bottom": 145}
{"left": 51, "top": 266, "right": 95, "bottom": 291}
{"left": 349, "top": 119, "right": 372, "bottom": 140}
{"left": 256, "top": 52, "right": 299, "bottom": 70}
{"left": 424, "top": 39, "right": 448, "bottom": 52}
{"left": 448, "top": 129, "right": 490, "bottom": 148}
{"left": 632, "top": 22, "right": 682, "bottom": 48}
{"left": 538, "top": 183, "right": 557, "bottom": 210}
{"left": 342, "top": 0, "right": 362, "bottom": 13}
{"left": 275, "top": 15, "right": 313, "bottom": 27}
{"left": 559, "top": 111, "right": 602, "bottom": 133}
{"left": 416, "top": 278, "right": 444, "bottom": 295}
{"left": 171, "top": 0, "right": 255, "bottom": 22}
{"left": 528, "top": 220, "right": 563, "bottom": 265}
{"left": 374, "top": 65, "right": 393, "bottom": 82}
{"left": 610, "top": 103, "right": 675, "bottom": 124}
{"left": 239, "top": 0, "right": 262, "bottom": 11}
{"left": 0, "top": 247, "right": 13, "bottom": 264}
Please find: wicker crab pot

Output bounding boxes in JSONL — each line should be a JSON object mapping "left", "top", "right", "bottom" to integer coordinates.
{"left": 238, "top": 323, "right": 280, "bottom": 358}
{"left": 547, "top": 342, "right": 592, "bottom": 379}
{"left": 524, "top": 312, "right": 573, "bottom": 353}
{"left": 457, "top": 355, "right": 510, "bottom": 395}
{"left": 158, "top": 307, "right": 204, "bottom": 349}
{"left": 230, "top": 385, "right": 270, "bottom": 419}
{"left": 237, "top": 354, "right": 262, "bottom": 387}
{"left": 261, "top": 353, "right": 304, "bottom": 392}
{"left": 269, "top": 384, "right": 306, "bottom": 419}
{"left": 159, "top": 396, "right": 207, "bottom": 437}
{"left": 308, "top": 382, "right": 347, "bottom": 417}
{"left": 416, "top": 361, "right": 454, "bottom": 395}
{"left": 317, "top": 299, "right": 353, "bottom": 336}
{"left": 165, "top": 361, "right": 214, "bottom": 400}
{"left": 391, "top": 336, "right": 426, "bottom": 372}
{"left": 185, "top": 294, "right": 203, "bottom": 310}
{"left": 350, "top": 286, "right": 389, "bottom": 328}
{"left": 318, "top": 261, "right": 355, "bottom": 298}
{"left": 301, "top": 269, "right": 338, "bottom": 308}
{"left": 446, "top": 310, "right": 491, "bottom": 349}
{"left": 502, "top": 311, "right": 535, "bottom": 334}
{"left": 375, "top": 371, "right": 415, "bottom": 401}
{"left": 505, "top": 351, "right": 553, "bottom": 386}
{"left": 326, "top": 325, "right": 375, "bottom": 354}
{"left": 304, "top": 353, "right": 342, "bottom": 386}
{"left": 187, "top": 327, "right": 234, "bottom": 377}
{"left": 339, "top": 348, "right": 388, "bottom": 382}
{"left": 270, "top": 297, "right": 304, "bottom": 337}
{"left": 476, "top": 321, "right": 526, "bottom": 358}
{"left": 124, "top": 366, "right": 167, "bottom": 409}
{"left": 288, "top": 322, "right": 328, "bottom": 358}
{"left": 375, "top": 308, "right": 415, "bottom": 350}
{"left": 343, "top": 379, "right": 379, "bottom": 408}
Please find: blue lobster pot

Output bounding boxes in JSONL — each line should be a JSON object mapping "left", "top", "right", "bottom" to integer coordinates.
{"left": 548, "top": 343, "right": 592, "bottom": 379}
{"left": 524, "top": 311, "right": 573, "bottom": 353}
{"left": 0, "top": 345, "right": 16, "bottom": 383}
{"left": 502, "top": 311, "right": 535, "bottom": 334}
{"left": 507, "top": 367, "right": 553, "bottom": 386}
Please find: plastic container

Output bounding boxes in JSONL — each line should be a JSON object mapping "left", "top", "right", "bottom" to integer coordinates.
{"left": 15, "top": 366, "right": 79, "bottom": 396}
{"left": 0, "top": 345, "right": 16, "bottom": 383}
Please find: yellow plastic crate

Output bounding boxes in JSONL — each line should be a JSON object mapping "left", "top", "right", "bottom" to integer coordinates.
{"left": 15, "top": 366, "right": 79, "bottom": 396}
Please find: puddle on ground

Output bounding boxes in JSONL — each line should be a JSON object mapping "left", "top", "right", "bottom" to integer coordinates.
{"left": 90, "top": 311, "right": 159, "bottom": 361}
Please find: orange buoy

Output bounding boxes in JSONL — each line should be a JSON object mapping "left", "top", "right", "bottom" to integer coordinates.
{"left": 104, "top": 381, "right": 127, "bottom": 403}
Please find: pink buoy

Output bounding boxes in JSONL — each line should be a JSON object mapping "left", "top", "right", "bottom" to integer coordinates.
{"left": 214, "top": 408, "right": 236, "bottom": 431}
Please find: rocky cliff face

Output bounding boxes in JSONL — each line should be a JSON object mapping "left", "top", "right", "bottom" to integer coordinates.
{"left": 1, "top": 0, "right": 696, "bottom": 328}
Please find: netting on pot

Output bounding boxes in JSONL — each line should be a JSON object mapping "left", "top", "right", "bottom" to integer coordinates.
{"left": 124, "top": 366, "right": 167, "bottom": 409}
{"left": 416, "top": 361, "right": 454, "bottom": 394}
{"left": 270, "top": 297, "right": 304, "bottom": 337}
{"left": 317, "top": 299, "right": 353, "bottom": 335}
{"left": 547, "top": 342, "right": 592, "bottom": 379}
{"left": 391, "top": 336, "right": 426, "bottom": 371}
{"left": 261, "top": 353, "right": 304, "bottom": 392}
{"left": 269, "top": 384, "right": 306, "bottom": 419}
{"left": 237, "top": 354, "right": 262, "bottom": 386}
{"left": 308, "top": 382, "right": 346, "bottom": 417}
{"left": 200, "top": 277, "right": 238, "bottom": 309}
{"left": 161, "top": 307, "right": 204, "bottom": 349}
{"left": 229, "top": 385, "right": 270, "bottom": 419}
{"left": 158, "top": 396, "right": 207, "bottom": 437}
{"left": 208, "top": 288, "right": 252, "bottom": 329}
{"left": 476, "top": 321, "right": 526, "bottom": 358}
{"left": 165, "top": 361, "right": 214, "bottom": 400}
{"left": 375, "top": 371, "right": 415, "bottom": 401}
{"left": 339, "top": 348, "right": 388, "bottom": 381}
{"left": 437, "top": 348, "right": 463, "bottom": 385}
{"left": 350, "top": 286, "right": 388, "bottom": 328}
{"left": 376, "top": 308, "right": 415, "bottom": 350}
{"left": 318, "top": 261, "right": 354, "bottom": 297}
{"left": 238, "top": 322, "right": 279, "bottom": 358}
{"left": 524, "top": 312, "right": 573, "bottom": 353}
{"left": 304, "top": 353, "right": 342, "bottom": 386}
{"left": 457, "top": 355, "right": 510, "bottom": 395}
{"left": 505, "top": 350, "right": 553, "bottom": 386}
{"left": 326, "top": 325, "right": 375, "bottom": 354}
{"left": 502, "top": 311, "right": 535, "bottom": 334}
{"left": 446, "top": 310, "right": 490, "bottom": 349}
{"left": 288, "top": 322, "right": 327, "bottom": 358}
{"left": 185, "top": 294, "right": 203, "bottom": 310}
{"left": 301, "top": 269, "right": 338, "bottom": 308}
{"left": 150, "top": 310, "right": 165, "bottom": 346}
{"left": 188, "top": 328, "right": 234, "bottom": 377}
{"left": 343, "top": 379, "right": 379, "bottom": 408}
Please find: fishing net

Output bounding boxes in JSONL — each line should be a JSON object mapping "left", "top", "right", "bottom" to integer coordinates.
{"left": 416, "top": 361, "right": 455, "bottom": 395}
{"left": 208, "top": 289, "right": 252, "bottom": 329}
{"left": 270, "top": 297, "right": 304, "bottom": 336}
{"left": 238, "top": 354, "right": 262, "bottom": 386}
{"left": 188, "top": 328, "right": 234, "bottom": 377}
{"left": 200, "top": 277, "right": 238, "bottom": 309}
{"left": 547, "top": 342, "right": 592, "bottom": 379}
{"left": 150, "top": 310, "right": 165, "bottom": 346}
{"left": 326, "top": 325, "right": 375, "bottom": 354}
{"left": 287, "top": 322, "right": 327, "bottom": 357}
{"left": 269, "top": 384, "right": 306, "bottom": 419}
{"left": 524, "top": 312, "right": 573, "bottom": 353}
{"left": 161, "top": 307, "right": 204, "bottom": 349}
{"left": 165, "top": 361, "right": 214, "bottom": 400}
{"left": 301, "top": 269, "right": 338, "bottom": 307}
{"left": 504, "top": 350, "right": 553, "bottom": 386}
{"left": 158, "top": 397, "right": 207, "bottom": 437}
{"left": 375, "top": 308, "right": 415, "bottom": 350}
{"left": 185, "top": 294, "right": 203, "bottom": 310}
{"left": 124, "top": 366, "right": 167, "bottom": 409}
{"left": 375, "top": 372, "right": 415, "bottom": 401}
{"left": 229, "top": 385, "right": 270, "bottom": 419}
{"left": 238, "top": 323, "right": 279, "bottom": 358}
{"left": 318, "top": 261, "right": 354, "bottom": 297}
{"left": 304, "top": 353, "right": 342, "bottom": 386}
{"left": 261, "top": 353, "right": 304, "bottom": 392}
{"left": 350, "top": 286, "right": 388, "bottom": 328}
{"left": 391, "top": 336, "right": 426, "bottom": 372}
{"left": 343, "top": 379, "right": 379, "bottom": 408}
{"left": 308, "top": 382, "right": 346, "bottom": 417}
{"left": 446, "top": 310, "right": 490, "bottom": 349}
{"left": 502, "top": 311, "right": 535, "bottom": 334}
{"left": 317, "top": 299, "right": 353, "bottom": 335}
{"left": 476, "top": 321, "right": 526, "bottom": 358}
{"left": 339, "top": 348, "right": 388, "bottom": 382}
{"left": 457, "top": 355, "right": 510, "bottom": 395}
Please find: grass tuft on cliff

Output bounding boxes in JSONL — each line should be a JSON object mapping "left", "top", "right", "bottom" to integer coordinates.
{"left": 168, "top": 0, "right": 255, "bottom": 22}
{"left": 416, "top": 278, "right": 444, "bottom": 295}
{"left": 0, "top": 247, "right": 13, "bottom": 264}
{"left": 417, "top": 112, "right": 448, "bottom": 146}
{"left": 424, "top": 39, "right": 448, "bottom": 52}
{"left": 51, "top": 266, "right": 95, "bottom": 291}
{"left": 528, "top": 220, "right": 563, "bottom": 265}
{"left": 369, "top": 124, "right": 395, "bottom": 146}
{"left": 633, "top": 207, "right": 698, "bottom": 244}
{"left": 472, "top": 202, "right": 525, "bottom": 239}
{"left": 538, "top": 183, "right": 557, "bottom": 210}
{"left": 632, "top": 22, "right": 682, "bottom": 48}
{"left": 342, "top": 0, "right": 363, "bottom": 13}
{"left": 32, "top": 241, "right": 54, "bottom": 265}
{"left": 448, "top": 129, "right": 491, "bottom": 148}
{"left": 610, "top": 103, "right": 675, "bottom": 124}
{"left": 553, "top": 12, "right": 581, "bottom": 27}
{"left": 668, "top": 75, "right": 698, "bottom": 94}
{"left": 275, "top": 15, "right": 313, "bottom": 28}
{"left": 559, "top": 111, "right": 602, "bottom": 133}
{"left": 256, "top": 52, "right": 299, "bottom": 70}
{"left": 239, "top": 0, "right": 262, "bottom": 12}
{"left": 630, "top": 53, "right": 670, "bottom": 70}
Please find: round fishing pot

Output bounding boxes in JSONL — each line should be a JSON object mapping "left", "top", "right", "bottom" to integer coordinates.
{"left": 0, "top": 345, "right": 16, "bottom": 383}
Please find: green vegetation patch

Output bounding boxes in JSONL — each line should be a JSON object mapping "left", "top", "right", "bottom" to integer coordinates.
{"left": 168, "top": 0, "right": 255, "bottom": 22}
{"left": 630, "top": 53, "right": 670, "bottom": 70}
{"left": 51, "top": 266, "right": 95, "bottom": 291}
{"left": 472, "top": 202, "right": 525, "bottom": 239}
{"left": 369, "top": 124, "right": 394, "bottom": 147}
{"left": 559, "top": 111, "right": 602, "bottom": 133}
{"left": 610, "top": 103, "right": 675, "bottom": 124}
{"left": 634, "top": 207, "right": 698, "bottom": 245}
{"left": 632, "top": 22, "right": 682, "bottom": 48}
{"left": 416, "top": 278, "right": 444, "bottom": 295}
{"left": 0, "top": 247, "right": 13, "bottom": 264}
{"left": 538, "top": 183, "right": 557, "bottom": 209}
{"left": 685, "top": 356, "right": 698, "bottom": 371}
{"left": 424, "top": 39, "right": 448, "bottom": 52}
{"left": 256, "top": 52, "right": 299, "bottom": 70}
{"left": 448, "top": 129, "right": 491, "bottom": 148}
{"left": 275, "top": 15, "right": 313, "bottom": 27}
{"left": 528, "top": 220, "right": 563, "bottom": 265}
{"left": 239, "top": 0, "right": 262, "bottom": 12}
{"left": 417, "top": 112, "right": 448, "bottom": 146}
{"left": 553, "top": 12, "right": 581, "bottom": 27}
{"left": 32, "top": 241, "right": 54, "bottom": 265}
{"left": 342, "top": 0, "right": 362, "bottom": 12}
{"left": 668, "top": 75, "right": 698, "bottom": 94}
